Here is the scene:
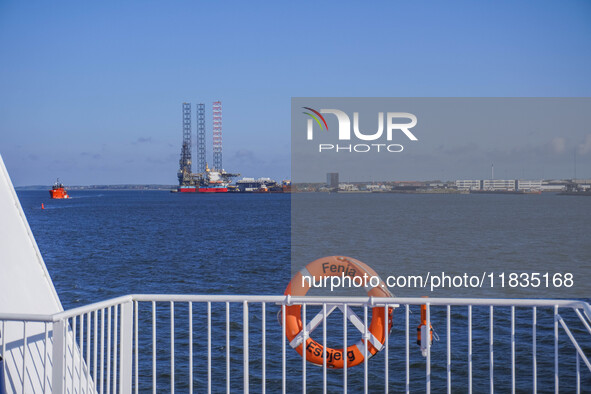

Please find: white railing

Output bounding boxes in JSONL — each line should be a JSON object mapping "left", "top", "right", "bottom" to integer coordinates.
{"left": 1, "top": 295, "right": 591, "bottom": 393}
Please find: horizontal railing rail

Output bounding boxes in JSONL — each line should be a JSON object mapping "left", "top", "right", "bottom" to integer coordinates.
{"left": 1, "top": 295, "right": 590, "bottom": 323}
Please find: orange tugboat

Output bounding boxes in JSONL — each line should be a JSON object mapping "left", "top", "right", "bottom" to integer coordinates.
{"left": 49, "top": 179, "right": 70, "bottom": 199}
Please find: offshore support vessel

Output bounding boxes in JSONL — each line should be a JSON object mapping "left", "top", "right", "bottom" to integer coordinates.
{"left": 49, "top": 179, "right": 70, "bottom": 199}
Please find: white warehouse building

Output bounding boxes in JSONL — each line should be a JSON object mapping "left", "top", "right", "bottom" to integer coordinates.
{"left": 482, "top": 179, "right": 516, "bottom": 190}
{"left": 517, "top": 180, "right": 542, "bottom": 191}
{"left": 455, "top": 180, "right": 481, "bottom": 190}
{"left": 456, "top": 179, "right": 543, "bottom": 191}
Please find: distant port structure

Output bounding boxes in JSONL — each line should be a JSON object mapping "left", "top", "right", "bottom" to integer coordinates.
{"left": 455, "top": 179, "right": 590, "bottom": 193}
{"left": 455, "top": 179, "right": 543, "bottom": 194}
{"left": 175, "top": 102, "right": 290, "bottom": 193}
{"left": 294, "top": 172, "right": 591, "bottom": 194}
{"left": 176, "top": 101, "right": 238, "bottom": 192}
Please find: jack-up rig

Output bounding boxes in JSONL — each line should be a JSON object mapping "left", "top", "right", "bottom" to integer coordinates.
{"left": 177, "top": 101, "right": 239, "bottom": 192}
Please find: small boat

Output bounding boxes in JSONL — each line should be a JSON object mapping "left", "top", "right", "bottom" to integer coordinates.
{"left": 49, "top": 179, "right": 70, "bottom": 199}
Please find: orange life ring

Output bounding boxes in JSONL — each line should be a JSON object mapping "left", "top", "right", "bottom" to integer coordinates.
{"left": 282, "top": 256, "right": 394, "bottom": 368}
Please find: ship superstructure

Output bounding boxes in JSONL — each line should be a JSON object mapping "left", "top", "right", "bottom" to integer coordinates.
{"left": 49, "top": 178, "right": 70, "bottom": 199}
{"left": 178, "top": 163, "right": 239, "bottom": 193}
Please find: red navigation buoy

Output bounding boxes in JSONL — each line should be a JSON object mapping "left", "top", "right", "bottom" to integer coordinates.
{"left": 41, "top": 203, "right": 44, "bottom": 210}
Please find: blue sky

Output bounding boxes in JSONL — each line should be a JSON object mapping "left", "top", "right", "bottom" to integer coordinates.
{"left": 1, "top": 1, "right": 590, "bottom": 185}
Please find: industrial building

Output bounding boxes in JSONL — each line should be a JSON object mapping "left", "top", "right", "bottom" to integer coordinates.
{"left": 455, "top": 179, "right": 543, "bottom": 192}
{"left": 327, "top": 172, "right": 339, "bottom": 189}
{"left": 516, "top": 180, "right": 543, "bottom": 190}
{"left": 455, "top": 180, "right": 481, "bottom": 190}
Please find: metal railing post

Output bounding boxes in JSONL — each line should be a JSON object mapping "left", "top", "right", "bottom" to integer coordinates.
{"left": 1, "top": 321, "right": 5, "bottom": 394}
{"left": 243, "top": 301, "right": 249, "bottom": 394}
{"left": 468, "top": 305, "right": 472, "bottom": 394}
{"left": 554, "top": 305, "right": 559, "bottom": 394}
{"left": 426, "top": 303, "right": 431, "bottom": 394}
{"left": 119, "top": 301, "right": 133, "bottom": 393}
{"left": 0, "top": 353, "right": 6, "bottom": 394}
{"left": 532, "top": 306, "right": 538, "bottom": 393}
{"left": 52, "top": 319, "right": 65, "bottom": 394}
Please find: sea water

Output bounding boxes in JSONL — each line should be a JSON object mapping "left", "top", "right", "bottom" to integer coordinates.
{"left": 17, "top": 191, "right": 591, "bottom": 391}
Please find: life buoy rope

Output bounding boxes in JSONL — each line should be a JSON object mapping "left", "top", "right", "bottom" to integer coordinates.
{"left": 281, "top": 256, "right": 394, "bottom": 368}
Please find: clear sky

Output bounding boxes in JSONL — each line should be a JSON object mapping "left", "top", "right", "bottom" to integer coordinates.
{"left": 1, "top": 1, "right": 590, "bottom": 185}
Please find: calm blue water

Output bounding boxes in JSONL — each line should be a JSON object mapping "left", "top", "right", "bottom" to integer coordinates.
{"left": 16, "top": 191, "right": 591, "bottom": 392}
{"left": 19, "top": 191, "right": 291, "bottom": 304}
